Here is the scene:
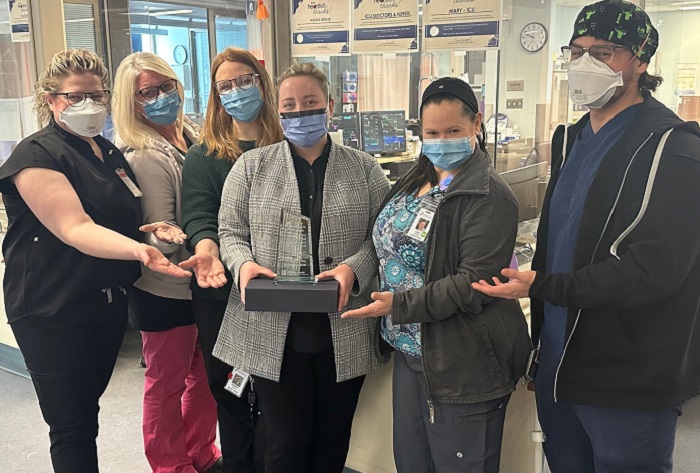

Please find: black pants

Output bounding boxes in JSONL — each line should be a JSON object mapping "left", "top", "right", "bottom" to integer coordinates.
{"left": 11, "top": 287, "right": 129, "bottom": 473}
{"left": 192, "top": 295, "right": 262, "bottom": 473}
{"left": 254, "top": 346, "right": 365, "bottom": 473}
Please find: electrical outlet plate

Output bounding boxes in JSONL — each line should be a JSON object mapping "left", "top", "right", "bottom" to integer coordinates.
{"left": 506, "top": 99, "right": 523, "bottom": 109}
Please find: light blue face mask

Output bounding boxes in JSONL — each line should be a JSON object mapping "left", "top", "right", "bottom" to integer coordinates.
{"left": 422, "top": 136, "right": 476, "bottom": 171}
{"left": 219, "top": 85, "right": 264, "bottom": 122}
{"left": 143, "top": 90, "right": 181, "bottom": 125}
{"left": 280, "top": 108, "right": 329, "bottom": 148}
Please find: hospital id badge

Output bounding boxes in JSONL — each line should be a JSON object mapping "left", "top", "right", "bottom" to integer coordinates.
{"left": 406, "top": 207, "right": 435, "bottom": 242}
{"left": 406, "top": 194, "right": 439, "bottom": 243}
{"left": 115, "top": 168, "right": 143, "bottom": 197}
{"left": 224, "top": 368, "right": 250, "bottom": 398}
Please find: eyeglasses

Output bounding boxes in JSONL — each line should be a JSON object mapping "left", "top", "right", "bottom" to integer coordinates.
{"left": 137, "top": 79, "right": 179, "bottom": 103}
{"left": 214, "top": 73, "right": 260, "bottom": 95}
{"left": 561, "top": 44, "right": 633, "bottom": 63}
{"left": 52, "top": 90, "right": 111, "bottom": 106}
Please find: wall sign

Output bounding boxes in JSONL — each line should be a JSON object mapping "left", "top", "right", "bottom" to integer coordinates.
{"left": 423, "top": 0, "right": 501, "bottom": 51}
{"left": 291, "top": 1, "right": 351, "bottom": 57}
{"left": 7, "top": 0, "right": 30, "bottom": 43}
{"left": 352, "top": 0, "right": 419, "bottom": 54}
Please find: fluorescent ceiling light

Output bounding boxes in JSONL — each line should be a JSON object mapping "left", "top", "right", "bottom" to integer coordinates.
{"left": 65, "top": 18, "right": 95, "bottom": 23}
{"left": 671, "top": 1, "right": 700, "bottom": 5}
{"left": 148, "top": 9, "right": 193, "bottom": 16}
{"left": 679, "top": 5, "right": 700, "bottom": 9}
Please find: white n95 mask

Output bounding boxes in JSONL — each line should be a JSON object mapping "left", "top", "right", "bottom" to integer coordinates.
{"left": 60, "top": 99, "right": 108, "bottom": 138}
{"left": 567, "top": 53, "right": 623, "bottom": 109}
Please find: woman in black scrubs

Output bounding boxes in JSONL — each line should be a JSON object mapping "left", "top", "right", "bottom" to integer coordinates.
{"left": 0, "top": 49, "right": 189, "bottom": 473}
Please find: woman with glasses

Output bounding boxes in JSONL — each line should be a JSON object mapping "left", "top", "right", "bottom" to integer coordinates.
{"left": 0, "top": 49, "right": 189, "bottom": 473}
{"left": 181, "top": 47, "right": 283, "bottom": 473}
{"left": 112, "top": 52, "right": 223, "bottom": 473}
{"left": 216, "top": 62, "right": 390, "bottom": 473}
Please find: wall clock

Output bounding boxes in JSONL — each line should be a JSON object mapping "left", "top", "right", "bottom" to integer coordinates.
{"left": 520, "top": 22, "right": 548, "bottom": 53}
{"left": 173, "top": 45, "right": 188, "bottom": 65}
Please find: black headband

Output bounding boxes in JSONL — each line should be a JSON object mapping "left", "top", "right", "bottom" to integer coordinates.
{"left": 421, "top": 77, "right": 479, "bottom": 115}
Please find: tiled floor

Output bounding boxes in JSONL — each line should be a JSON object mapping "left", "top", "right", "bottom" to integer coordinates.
{"left": 1, "top": 327, "right": 700, "bottom": 472}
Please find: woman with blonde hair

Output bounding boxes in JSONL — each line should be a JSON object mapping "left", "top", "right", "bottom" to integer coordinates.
{"left": 181, "top": 47, "right": 283, "bottom": 473}
{"left": 113, "top": 51, "right": 222, "bottom": 473}
{"left": 0, "top": 48, "right": 189, "bottom": 473}
{"left": 216, "top": 62, "right": 390, "bottom": 473}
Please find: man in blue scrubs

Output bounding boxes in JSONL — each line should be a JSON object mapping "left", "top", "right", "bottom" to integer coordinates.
{"left": 473, "top": 1, "right": 700, "bottom": 471}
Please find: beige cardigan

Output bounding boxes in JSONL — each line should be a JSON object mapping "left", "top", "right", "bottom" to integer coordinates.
{"left": 114, "top": 118, "right": 199, "bottom": 300}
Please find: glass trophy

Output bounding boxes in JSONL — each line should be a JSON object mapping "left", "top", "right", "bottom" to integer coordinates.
{"left": 275, "top": 209, "right": 315, "bottom": 283}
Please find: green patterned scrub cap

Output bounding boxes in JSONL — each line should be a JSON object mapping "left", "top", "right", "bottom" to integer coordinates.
{"left": 571, "top": 0, "right": 658, "bottom": 63}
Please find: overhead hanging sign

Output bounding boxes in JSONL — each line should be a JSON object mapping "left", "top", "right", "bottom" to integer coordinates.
{"left": 352, "top": 0, "right": 419, "bottom": 54}
{"left": 424, "top": 0, "right": 501, "bottom": 51}
{"left": 7, "top": 0, "right": 30, "bottom": 43}
{"left": 291, "top": 0, "right": 351, "bottom": 57}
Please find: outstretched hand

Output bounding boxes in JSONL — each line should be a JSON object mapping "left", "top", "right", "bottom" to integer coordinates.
{"left": 342, "top": 292, "right": 393, "bottom": 319}
{"left": 136, "top": 243, "right": 191, "bottom": 278}
{"left": 140, "top": 222, "right": 187, "bottom": 245}
{"left": 471, "top": 268, "right": 536, "bottom": 300}
{"left": 179, "top": 253, "right": 228, "bottom": 289}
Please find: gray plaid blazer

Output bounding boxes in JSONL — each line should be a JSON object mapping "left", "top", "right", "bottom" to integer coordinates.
{"left": 214, "top": 140, "right": 391, "bottom": 382}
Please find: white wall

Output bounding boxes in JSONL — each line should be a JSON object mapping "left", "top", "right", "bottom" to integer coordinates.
{"left": 497, "top": 0, "right": 554, "bottom": 140}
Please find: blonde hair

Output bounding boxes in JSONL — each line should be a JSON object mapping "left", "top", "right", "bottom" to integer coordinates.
{"left": 201, "top": 48, "right": 283, "bottom": 161}
{"left": 34, "top": 48, "right": 110, "bottom": 126}
{"left": 112, "top": 52, "right": 185, "bottom": 149}
{"left": 276, "top": 62, "right": 330, "bottom": 101}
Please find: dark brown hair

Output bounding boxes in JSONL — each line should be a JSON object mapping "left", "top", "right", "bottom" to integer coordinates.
{"left": 639, "top": 70, "right": 663, "bottom": 92}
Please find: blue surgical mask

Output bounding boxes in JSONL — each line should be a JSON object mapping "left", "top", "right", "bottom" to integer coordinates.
{"left": 143, "top": 91, "right": 181, "bottom": 125}
{"left": 220, "top": 85, "right": 264, "bottom": 122}
{"left": 422, "top": 136, "right": 476, "bottom": 171}
{"left": 280, "top": 108, "right": 329, "bottom": 148}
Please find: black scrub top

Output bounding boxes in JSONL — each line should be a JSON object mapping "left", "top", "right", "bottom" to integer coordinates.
{"left": 286, "top": 137, "right": 333, "bottom": 353}
{"left": 0, "top": 122, "right": 142, "bottom": 323}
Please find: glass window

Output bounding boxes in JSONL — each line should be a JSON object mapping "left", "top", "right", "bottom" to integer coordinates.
{"left": 294, "top": 1, "right": 502, "bottom": 163}
{"left": 128, "top": 1, "right": 211, "bottom": 120}
{"left": 124, "top": 0, "right": 253, "bottom": 123}
{"left": 64, "top": 2, "right": 99, "bottom": 54}
{"left": 215, "top": 11, "right": 247, "bottom": 53}
{"left": 0, "top": 0, "right": 38, "bottom": 348}
{"left": 0, "top": 2, "right": 37, "bottom": 166}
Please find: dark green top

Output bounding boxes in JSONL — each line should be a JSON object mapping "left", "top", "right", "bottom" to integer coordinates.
{"left": 182, "top": 140, "right": 257, "bottom": 300}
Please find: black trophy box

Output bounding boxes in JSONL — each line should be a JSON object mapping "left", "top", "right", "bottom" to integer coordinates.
{"left": 244, "top": 278, "right": 339, "bottom": 313}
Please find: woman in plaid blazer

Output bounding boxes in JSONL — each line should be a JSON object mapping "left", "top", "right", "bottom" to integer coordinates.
{"left": 215, "top": 63, "right": 391, "bottom": 473}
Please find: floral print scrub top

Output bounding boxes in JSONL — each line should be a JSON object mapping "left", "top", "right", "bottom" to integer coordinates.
{"left": 373, "top": 185, "right": 441, "bottom": 356}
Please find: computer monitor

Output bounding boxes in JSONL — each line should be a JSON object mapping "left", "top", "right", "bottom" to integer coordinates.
{"left": 330, "top": 112, "right": 362, "bottom": 150}
{"left": 360, "top": 111, "right": 407, "bottom": 155}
